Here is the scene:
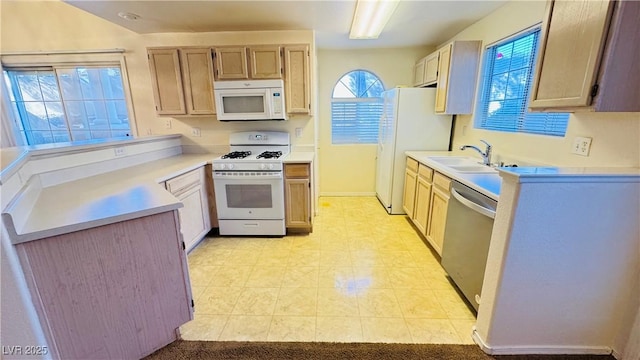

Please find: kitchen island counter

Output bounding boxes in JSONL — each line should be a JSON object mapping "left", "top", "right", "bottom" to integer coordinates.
{"left": 3, "top": 153, "right": 215, "bottom": 244}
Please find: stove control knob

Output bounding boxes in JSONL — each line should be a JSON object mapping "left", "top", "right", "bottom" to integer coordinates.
{"left": 219, "top": 164, "right": 226, "bottom": 170}
{"left": 268, "top": 164, "right": 274, "bottom": 170}
{"left": 228, "top": 164, "right": 235, "bottom": 170}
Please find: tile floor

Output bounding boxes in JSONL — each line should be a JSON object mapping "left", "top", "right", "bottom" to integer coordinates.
{"left": 180, "top": 196, "right": 476, "bottom": 343}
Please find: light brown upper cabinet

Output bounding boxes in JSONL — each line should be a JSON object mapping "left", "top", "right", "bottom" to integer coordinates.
{"left": 214, "top": 46, "right": 249, "bottom": 80}
{"left": 147, "top": 47, "right": 215, "bottom": 116}
{"left": 529, "top": 0, "right": 640, "bottom": 112}
{"left": 284, "top": 45, "right": 311, "bottom": 114}
{"left": 248, "top": 46, "right": 283, "bottom": 79}
{"left": 181, "top": 48, "right": 216, "bottom": 115}
{"left": 413, "top": 51, "right": 440, "bottom": 87}
{"left": 147, "top": 48, "right": 186, "bottom": 115}
{"left": 434, "top": 40, "right": 482, "bottom": 115}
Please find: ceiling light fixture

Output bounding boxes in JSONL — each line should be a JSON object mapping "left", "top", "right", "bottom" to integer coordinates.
{"left": 349, "top": 0, "right": 400, "bottom": 39}
{"left": 118, "top": 12, "right": 140, "bottom": 21}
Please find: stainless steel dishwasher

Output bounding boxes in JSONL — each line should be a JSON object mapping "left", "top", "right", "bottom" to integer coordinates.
{"left": 441, "top": 181, "right": 497, "bottom": 312}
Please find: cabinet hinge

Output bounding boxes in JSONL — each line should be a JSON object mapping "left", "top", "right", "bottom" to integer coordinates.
{"left": 147, "top": 54, "right": 150, "bottom": 60}
{"left": 182, "top": 241, "right": 186, "bottom": 250}
{"left": 308, "top": 182, "right": 311, "bottom": 188}
{"left": 591, "top": 84, "right": 599, "bottom": 98}
{"left": 191, "top": 299, "right": 195, "bottom": 308}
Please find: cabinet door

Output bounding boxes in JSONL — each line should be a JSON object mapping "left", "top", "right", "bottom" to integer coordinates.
{"left": 402, "top": 168, "right": 418, "bottom": 217}
{"left": 529, "top": 0, "right": 613, "bottom": 109}
{"left": 435, "top": 44, "right": 452, "bottom": 113}
{"left": 147, "top": 48, "right": 186, "bottom": 115}
{"left": 426, "top": 187, "right": 449, "bottom": 256}
{"left": 285, "top": 178, "right": 311, "bottom": 228}
{"left": 249, "top": 46, "right": 283, "bottom": 79}
{"left": 413, "top": 57, "right": 426, "bottom": 87}
{"left": 424, "top": 52, "right": 440, "bottom": 85}
{"left": 181, "top": 48, "right": 216, "bottom": 115}
{"left": 284, "top": 45, "right": 311, "bottom": 114}
{"left": 214, "top": 47, "right": 249, "bottom": 80}
{"left": 414, "top": 177, "right": 432, "bottom": 235}
{"left": 176, "top": 185, "right": 207, "bottom": 251}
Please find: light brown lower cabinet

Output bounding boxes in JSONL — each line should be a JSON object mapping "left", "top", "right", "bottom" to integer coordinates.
{"left": 402, "top": 158, "right": 419, "bottom": 216}
{"left": 284, "top": 163, "right": 312, "bottom": 232}
{"left": 413, "top": 167, "right": 433, "bottom": 234}
{"left": 426, "top": 172, "right": 452, "bottom": 255}
{"left": 403, "top": 156, "right": 452, "bottom": 256}
{"left": 15, "top": 211, "right": 193, "bottom": 359}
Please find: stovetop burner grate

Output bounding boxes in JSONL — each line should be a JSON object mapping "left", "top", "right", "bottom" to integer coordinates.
{"left": 222, "top": 151, "right": 252, "bottom": 159}
{"left": 257, "top": 151, "right": 283, "bottom": 159}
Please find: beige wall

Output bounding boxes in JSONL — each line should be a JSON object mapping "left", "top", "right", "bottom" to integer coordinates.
{"left": 317, "top": 46, "right": 431, "bottom": 195}
{"left": 0, "top": 0, "right": 316, "bottom": 153}
{"left": 442, "top": 1, "right": 640, "bottom": 167}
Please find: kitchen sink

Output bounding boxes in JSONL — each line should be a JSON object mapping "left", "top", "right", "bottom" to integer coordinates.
{"left": 427, "top": 156, "right": 479, "bottom": 166}
{"left": 447, "top": 165, "right": 497, "bottom": 173}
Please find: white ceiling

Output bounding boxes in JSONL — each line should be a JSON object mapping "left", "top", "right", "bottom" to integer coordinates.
{"left": 64, "top": 0, "right": 507, "bottom": 49}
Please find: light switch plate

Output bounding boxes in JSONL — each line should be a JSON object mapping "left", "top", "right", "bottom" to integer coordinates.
{"left": 164, "top": 119, "right": 172, "bottom": 129}
{"left": 571, "top": 136, "right": 592, "bottom": 156}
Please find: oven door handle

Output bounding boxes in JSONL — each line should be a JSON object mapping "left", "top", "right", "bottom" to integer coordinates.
{"left": 212, "top": 173, "right": 283, "bottom": 180}
{"left": 450, "top": 187, "right": 496, "bottom": 219}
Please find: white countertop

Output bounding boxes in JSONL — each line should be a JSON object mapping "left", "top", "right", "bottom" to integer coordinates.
{"left": 499, "top": 166, "right": 640, "bottom": 182}
{"left": 284, "top": 152, "right": 315, "bottom": 163}
{"left": 405, "top": 151, "right": 502, "bottom": 200}
{"left": 3, "top": 154, "right": 215, "bottom": 244}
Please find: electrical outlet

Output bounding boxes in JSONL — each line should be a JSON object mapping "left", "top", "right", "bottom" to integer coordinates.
{"left": 191, "top": 127, "right": 201, "bottom": 137}
{"left": 462, "top": 125, "right": 468, "bottom": 136}
{"left": 114, "top": 147, "right": 126, "bottom": 157}
{"left": 146, "top": 128, "right": 152, "bottom": 135}
{"left": 571, "top": 136, "right": 592, "bottom": 156}
{"left": 295, "top": 127, "right": 302, "bottom": 138}
{"left": 164, "top": 119, "right": 172, "bottom": 129}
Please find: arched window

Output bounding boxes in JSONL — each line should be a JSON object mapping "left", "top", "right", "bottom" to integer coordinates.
{"left": 331, "top": 70, "right": 385, "bottom": 144}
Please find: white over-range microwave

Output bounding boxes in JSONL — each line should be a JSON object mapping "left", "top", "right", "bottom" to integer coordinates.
{"left": 214, "top": 79, "right": 288, "bottom": 121}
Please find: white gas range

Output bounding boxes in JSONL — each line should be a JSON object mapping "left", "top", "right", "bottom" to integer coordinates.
{"left": 212, "top": 131, "right": 290, "bottom": 236}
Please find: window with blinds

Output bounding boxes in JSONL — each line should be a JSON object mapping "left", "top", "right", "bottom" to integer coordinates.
{"left": 331, "top": 70, "right": 384, "bottom": 144}
{"left": 476, "top": 28, "right": 569, "bottom": 136}
{"left": 3, "top": 65, "right": 132, "bottom": 145}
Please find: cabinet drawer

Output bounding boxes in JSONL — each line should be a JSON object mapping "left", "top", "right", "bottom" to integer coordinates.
{"left": 285, "top": 164, "right": 310, "bottom": 178}
{"left": 418, "top": 164, "right": 433, "bottom": 182}
{"left": 433, "top": 172, "right": 451, "bottom": 193}
{"left": 406, "top": 157, "right": 419, "bottom": 173}
{"left": 166, "top": 168, "right": 202, "bottom": 194}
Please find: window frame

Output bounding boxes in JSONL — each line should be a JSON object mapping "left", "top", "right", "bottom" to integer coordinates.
{"left": 474, "top": 26, "right": 569, "bottom": 137}
{"left": 330, "top": 69, "right": 385, "bottom": 145}
{"left": 1, "top": 52, "right": 137, "bottom": 146}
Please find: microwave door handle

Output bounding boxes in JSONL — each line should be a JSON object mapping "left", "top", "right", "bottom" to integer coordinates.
{"left": 264, "top": 90, "right": 273, "bottom": 115}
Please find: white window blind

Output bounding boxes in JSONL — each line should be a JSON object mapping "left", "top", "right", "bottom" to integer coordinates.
{"left": 331, "top": 70, "right": 384, "bottom": 144}
{"left": 476, "top": 29, "right": 569, "bottom": 136}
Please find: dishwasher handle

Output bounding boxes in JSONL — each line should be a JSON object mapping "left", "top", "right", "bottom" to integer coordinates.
{"left": 450, "top": 187, "right": 496, "bottom": 219}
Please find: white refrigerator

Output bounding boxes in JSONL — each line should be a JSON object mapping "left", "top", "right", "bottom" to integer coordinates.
{"left": 375, "top": 87, "right": 452, "bottom": 214}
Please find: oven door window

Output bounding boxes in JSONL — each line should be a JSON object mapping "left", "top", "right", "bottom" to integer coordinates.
{"left": 225, "top": 184, "right": 272, "bottom": 208}
{"left": 222, "top": 95, "right": 265, "bottom": 114}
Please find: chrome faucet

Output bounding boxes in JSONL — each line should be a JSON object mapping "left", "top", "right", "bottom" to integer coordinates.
{"left": 460, "top": 140, "right": 492, "bottom": 166}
